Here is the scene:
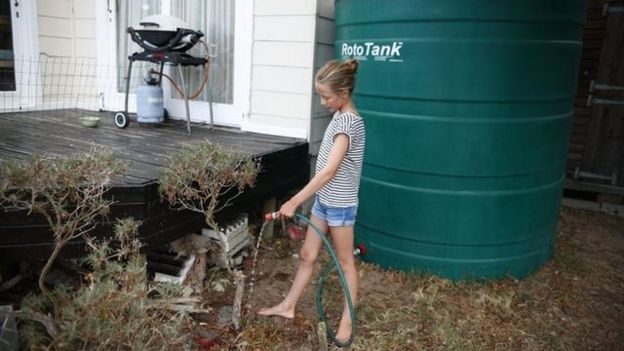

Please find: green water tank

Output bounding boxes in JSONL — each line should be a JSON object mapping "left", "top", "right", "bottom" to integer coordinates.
{"left": 336, "top": 0, "right": 586, "bottom": 279}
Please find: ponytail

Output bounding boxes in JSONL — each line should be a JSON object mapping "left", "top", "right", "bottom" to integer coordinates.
{"left": 345, "top": 59, "right": 359, "bottom": 76}
{"left": 315, "top": 59, "right": 359, "bottom": 94}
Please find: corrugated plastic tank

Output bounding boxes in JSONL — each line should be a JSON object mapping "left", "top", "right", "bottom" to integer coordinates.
{"left": 335, "top": 0, "right": 586, "bottom": 279}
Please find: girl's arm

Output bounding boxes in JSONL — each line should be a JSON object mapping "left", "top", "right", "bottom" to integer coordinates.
{"left": 279, "top": 133, "right": 350, "bottom": 217}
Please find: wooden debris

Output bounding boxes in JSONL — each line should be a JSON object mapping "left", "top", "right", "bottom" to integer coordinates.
{"left": 232, "top": 270, "right": 245, "bottom": 330}
{"left": 317, "top": 321, "right": 328, "bottom": 351}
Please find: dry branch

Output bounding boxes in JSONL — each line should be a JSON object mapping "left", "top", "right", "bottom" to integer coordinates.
{"left": 232, "top": 270, "right": 246, "bottom": 330}
{"left": 158, "top": 141, "right": 260, "bottom": 230}
{"left": 0, "top": 147, "right": 128, "bottom": 293}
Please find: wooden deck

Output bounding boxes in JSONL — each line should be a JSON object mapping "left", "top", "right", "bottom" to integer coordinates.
{"left": 0, "top": 109, "right": 309, "bottom": 261}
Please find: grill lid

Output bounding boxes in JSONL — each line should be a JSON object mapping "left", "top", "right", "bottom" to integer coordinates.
{"left": 136, "top": 15, "right": 190, "bottom": 32}
{"left": 129, "top": 15, "right": 203, "bottom": 52}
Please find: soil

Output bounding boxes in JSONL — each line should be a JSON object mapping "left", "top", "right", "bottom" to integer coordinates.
{"left": 197, "top": 205, "right": 624, "bottom": 350}
{"left": 2, "top": 205, "right": 622, "bottom": 350}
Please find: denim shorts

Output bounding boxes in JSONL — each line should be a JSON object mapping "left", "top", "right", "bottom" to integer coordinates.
{"left": 311, "top": 197, "right": 358, "bottom": 227}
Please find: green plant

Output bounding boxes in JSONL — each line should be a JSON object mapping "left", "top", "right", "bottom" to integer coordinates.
{"left": 0, "top": 147, "right": 128, "bottom": 293}
{"left": 159, "top": 141, "right": 260, "bottom": 230}
{"left": 18, "top": 218, "right": 191, "bottom": 350}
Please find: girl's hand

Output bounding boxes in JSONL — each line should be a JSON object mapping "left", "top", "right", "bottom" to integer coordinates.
{"left": 279, "top": 199, "right": 298, "bottom": 218}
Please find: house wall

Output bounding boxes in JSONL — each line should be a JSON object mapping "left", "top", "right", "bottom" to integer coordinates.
{"left": 36, "top": 0, "right": 98, "bottom": 108}
{"left": 245, "top": 0, "right": 336, "bottom": 156}
{"left": 36, "top": 0, "right": 96, "bottom": 58}
{"left": 32, "top": 0, "right": 338, "bottom": 150}
{"left": 310, "top": 0, "right": 335, "bottom": 155}
{"left": 568, "top": 0, "right": 609, "bottom": 177}
{"left": 245, "top": 0, "right": 321, "bottom": 142}
{"left": 567, "top": 0, "right": 624, "bottom": 192}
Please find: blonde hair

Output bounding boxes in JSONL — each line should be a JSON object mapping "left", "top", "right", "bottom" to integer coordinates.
{"left": 315, "top": 59, "right": 359, "bottom": 94}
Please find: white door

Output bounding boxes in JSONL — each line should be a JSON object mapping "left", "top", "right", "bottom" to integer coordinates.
{"left": 96, "top": 0, "right": 252, "bottom": 128}
{"left": 166, "top": 0, "right": 252, "bottom": 127}
{"left": 96, "top": 0, "right": 163, "bottom": 113}
{"left": 0, "top": 0, "right": 39, "bottom": 111}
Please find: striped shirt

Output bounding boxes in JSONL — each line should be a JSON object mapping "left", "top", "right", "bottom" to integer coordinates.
{"left": 316, "top": 111, "right": 366, "bottom": 207}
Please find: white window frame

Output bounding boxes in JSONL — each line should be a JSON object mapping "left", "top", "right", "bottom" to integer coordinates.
{"left": 95, "top": 0, "right": 138, "bottom": 113}
{"left": 95, "top": 0, "right": 252, "bottom": 128}
{"left": 1, "top": 0, "right": 40, "bottom": 111}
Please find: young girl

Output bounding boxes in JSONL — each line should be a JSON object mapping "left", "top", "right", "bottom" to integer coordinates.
{"left": 258, "top": 59, "right": 365, "bottom": 343}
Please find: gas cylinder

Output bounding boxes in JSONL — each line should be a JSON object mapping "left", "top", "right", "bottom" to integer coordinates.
{"left": 136, "top": 72, "right": 164, "bottom": 123}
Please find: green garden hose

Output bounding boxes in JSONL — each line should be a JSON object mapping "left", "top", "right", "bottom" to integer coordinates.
{"left": 266, "top": 212, "right": 358, "bottom": 347}
{"left": 296, "top": 214, "right": 356, "bottom": 348}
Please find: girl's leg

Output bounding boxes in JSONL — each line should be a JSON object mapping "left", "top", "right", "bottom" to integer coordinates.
{"left": 257, "top": 215, "right": 327, "bottom": 318}
{"left": 329, "top": 225, "right": 357, "bottom": 342}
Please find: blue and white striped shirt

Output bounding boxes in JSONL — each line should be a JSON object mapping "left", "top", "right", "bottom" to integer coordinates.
{"left": 316, "top": 112, "right": 366, "bottom": 207}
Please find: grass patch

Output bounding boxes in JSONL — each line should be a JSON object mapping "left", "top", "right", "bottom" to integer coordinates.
{"left": 554, "top": 249, "right": 589, "bottom": 275}
{"left": 105, "top": 206, "right": 622, "bottom": 350}
{"left": 352, "top": 304, "right": 423, "bottom": 350}
{"left": 240, "top": 319, "right": 285, "bottom": 350}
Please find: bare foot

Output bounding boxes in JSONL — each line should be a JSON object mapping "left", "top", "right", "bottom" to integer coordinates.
{"left": 335, "top": 318, "right": 352, "bottom": 345}
{"left": 257, "top": 303, "right": 294, "bottom": 319}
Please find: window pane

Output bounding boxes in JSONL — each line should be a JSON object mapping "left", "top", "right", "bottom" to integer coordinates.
{"left": 0, "top": 0, "right": 15, "bottom": 91}
{"left": 116, "top": 0, "right": 161, "bottom": 92}
{"left": 172, "top": 0, "right": 234, "bottom": 104}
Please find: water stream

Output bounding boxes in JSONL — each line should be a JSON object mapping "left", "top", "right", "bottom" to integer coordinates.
{"left": 246, "top": 220, "right": 269, "bottom": 309}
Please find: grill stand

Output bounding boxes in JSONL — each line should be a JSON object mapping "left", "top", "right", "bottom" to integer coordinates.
{"left": 120, "top": 50, "right": 210, "bottom": 135}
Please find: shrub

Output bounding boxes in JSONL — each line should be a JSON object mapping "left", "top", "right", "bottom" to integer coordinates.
{"left": 18, "top": 218, "right": 191, "bottom": 350}
{"left": 159, "top": 141, "right": 260, "bottom": 230}
{"left": 0, "top": 147, "right": 128, "bottom": 293}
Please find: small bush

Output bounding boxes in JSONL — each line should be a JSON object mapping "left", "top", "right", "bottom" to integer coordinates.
{"left": 0, "top": 147, "right": 129, "bottom": 292}
{"left": 159, "top": 141, "right": 260, "bottom": 230}
{"left": 19, "top": 218, "right": 191, "bottom": 350}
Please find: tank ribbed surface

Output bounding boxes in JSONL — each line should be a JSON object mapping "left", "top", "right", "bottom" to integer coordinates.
{"left": 336, "top": 0, "right": 586, "bottom": 279}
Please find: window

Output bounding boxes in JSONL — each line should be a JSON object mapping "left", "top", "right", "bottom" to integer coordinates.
{"left": 171, "top": 0, "right": 234, "bottom": 104}
{"left": 0, "top": 0, "right": 15, "bottom": 91}
{"left": 116, "top": 0, "right": 161, "bottom": 92}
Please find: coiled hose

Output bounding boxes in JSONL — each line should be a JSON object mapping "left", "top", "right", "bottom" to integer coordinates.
{"left": 266, "top": 213, "right": 357, "bottom": 347}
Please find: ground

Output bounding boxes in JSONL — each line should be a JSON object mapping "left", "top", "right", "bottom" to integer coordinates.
{"left": 198, "top": 206, "right": 624, "bottom": 350}
{"left": 2, "top": 206, "right": 622, "bottom": 350}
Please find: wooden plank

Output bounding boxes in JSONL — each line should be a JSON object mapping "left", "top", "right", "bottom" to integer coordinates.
{"left": 566, "top": 179, "right": 624, "bottom": 196}
{"left": 568, "top": 144, "right": 585, "bottom": 153}
{"left": 0, "top": 109, "right": 310, "bottom": 261}
{"left": 572, "top": 109, "right": 590, "bottom": 117}
{"left": 569, "top": 134, "right": 588, "bottom": 143}
{"left": 0, "top": 209, "right": 205, "bottom": 261}
{"left": 0, "top": 109, "right": 307, "bottom": 184}
{"left": 580, "top": 8, "right": 624, "bottom": 187}
{"left": 581, "top": 43, "right": 604, "bottom": 51}
{"left": 567, "top": 3, "right": 611, "bottom": 183}
{"left": 572, "top": 115, "right": 590, "bottom": 124}
{"left": 567, "top": 155, "right": 582, "bottom": 163}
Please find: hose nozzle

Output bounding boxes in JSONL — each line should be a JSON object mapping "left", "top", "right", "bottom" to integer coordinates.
{"left": 354, "top": 243, "right": 368, "bottom": 256}
{"left": 264, "top": 211, "right": 280, "bottom": 222}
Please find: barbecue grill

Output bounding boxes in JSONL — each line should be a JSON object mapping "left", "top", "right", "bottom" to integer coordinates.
{"left": 114, "top": 15, "right": 212, "bottom": 134}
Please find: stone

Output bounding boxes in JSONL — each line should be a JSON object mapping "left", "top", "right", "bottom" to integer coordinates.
{"left": 217, "top": 306, "right": 233, "bottom": 327}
